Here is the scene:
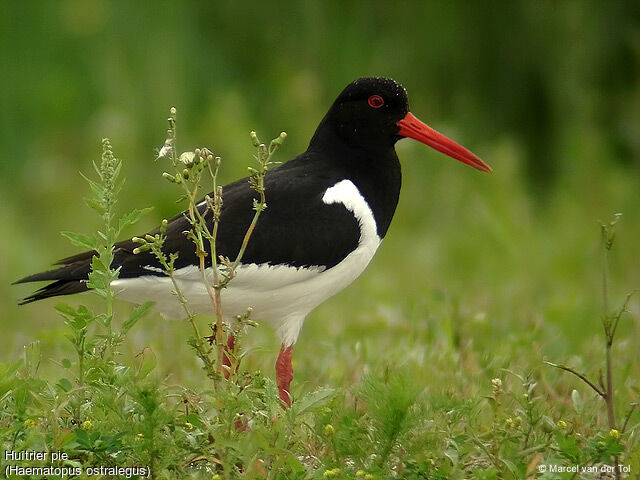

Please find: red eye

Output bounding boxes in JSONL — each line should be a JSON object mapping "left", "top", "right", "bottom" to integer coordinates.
{"left": 368, "top": 95, "right": 384, "bottom": 108}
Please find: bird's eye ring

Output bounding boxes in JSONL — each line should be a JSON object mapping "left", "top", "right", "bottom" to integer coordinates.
{"left": 368, "top": 95, "right": 384, "bottom": 108}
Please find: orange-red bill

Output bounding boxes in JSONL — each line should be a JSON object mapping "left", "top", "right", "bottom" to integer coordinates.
{"left": 397, "top": 112, "right": 492, "bottom": 173}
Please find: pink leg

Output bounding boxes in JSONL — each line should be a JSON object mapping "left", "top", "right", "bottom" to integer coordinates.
{"left": 222, "top": 334, "right": 236, "bottom": 380}
{"left": 276, "top": 345, "right": 294, "bottom": 408}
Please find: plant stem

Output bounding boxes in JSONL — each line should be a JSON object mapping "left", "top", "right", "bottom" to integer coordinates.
{"left": 601, "top": 218, "right": 622, "bottom": 480}
{"left": 543, "top": 361, "right": 605, "bottom": 398}
{"left": 605, "top": 343, "right": 616, "bottom": 429}
{"left": 149, "top": 238, "right": 216, "bottom": 377}
{"left": 205, "top": 162, "right": 228, "bottom": 380}
{"left": 601, "top": 224, "right": 617, "bottom": 430}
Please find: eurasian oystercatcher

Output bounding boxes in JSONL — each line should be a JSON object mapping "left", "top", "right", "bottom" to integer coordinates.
{"left": 16, "top": 77, "right": 491, "bottom": 406}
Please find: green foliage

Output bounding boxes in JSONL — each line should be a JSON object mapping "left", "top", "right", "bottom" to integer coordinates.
{"left": 360, "top": 369, "right": 421, "bottom": 468}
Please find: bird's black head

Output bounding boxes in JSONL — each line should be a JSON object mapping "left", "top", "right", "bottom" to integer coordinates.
{"left": 312, "top": 77, "right": 492, "bottom": 173}
{"left": 316, "top": 77, "right": 409, "bottom": 150}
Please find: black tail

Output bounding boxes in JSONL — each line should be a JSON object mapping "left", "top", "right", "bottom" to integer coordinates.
{"left": 14, "top": 251, "right": 95, "bottom": 304}
{"left": 16, "top": 279, "right": 90, "bottom": 305}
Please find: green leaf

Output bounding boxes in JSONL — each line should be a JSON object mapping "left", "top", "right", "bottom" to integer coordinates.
{"left": 84, "top": 197, "right": 106, "bottom": 215}
{"left": 292, "top": 388, "right": 334, "bottom": 416}
{"left": 285, "top": 456, "right": 305, "bottom": 474}
{"left": 602, "top": 437, "right": 623, "bottom": 458}
{"left": 113, "top": 176, "right": 125, "bottom": 197}
{"left": 185, "top": 413, "right": 204, "bottom": 429}
{"left": 94, "top": 313, "right": 111, "bottom": 328}
{"left": 61, "top": 231, "right": 98, "bottom": 251}
{"left": 80, "top": 172, "right": 104, "bottom": 198}
{"left": 74, "top": 428, "right": 91, "bottom": 449}
{"left": 122, "top": 301, "right": 154, "bottom": 335}
{"left": 55, "top": 302, "right": 77, "bottom": 317}
{"left": 57, "top": 377, "right": 73, "bottom": 392}
{"left": 554, "top": 431, "right": 582, "bottom": 463}
{"left": 118, "top": 207, "right": 153, "bottom": 235}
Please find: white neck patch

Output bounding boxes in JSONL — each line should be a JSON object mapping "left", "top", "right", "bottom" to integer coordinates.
{"left": 322, "top": 179, "right": 379, "bottom": 246}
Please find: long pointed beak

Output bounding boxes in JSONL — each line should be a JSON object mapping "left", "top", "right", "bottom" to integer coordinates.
{"left": 397, "top": 112, "right": 492, "bottom": 173}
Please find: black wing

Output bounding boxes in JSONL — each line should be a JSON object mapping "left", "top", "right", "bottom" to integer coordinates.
{"left": 15, "top": 152, "right": 361, "bottom": 303}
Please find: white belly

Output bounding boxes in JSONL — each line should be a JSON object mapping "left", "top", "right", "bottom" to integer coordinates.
{"left": 111, "top": 179, "right": 381, "bottom": 346}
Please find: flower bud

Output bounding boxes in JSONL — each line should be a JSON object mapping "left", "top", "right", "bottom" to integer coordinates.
{"left": 250, "top": 131, "right": 260, "bottom": 147}
{"left": 272, "top": 131, "right": 287, "bottom": 146}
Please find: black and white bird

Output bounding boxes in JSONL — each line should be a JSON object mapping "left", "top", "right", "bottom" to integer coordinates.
{"left": 16, "top": 78, "right": 491, "bottom": 406}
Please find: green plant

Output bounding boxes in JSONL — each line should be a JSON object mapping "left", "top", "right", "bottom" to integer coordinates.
{"left": 545, "top": 214, "right": 636, "bottom": 479}
{"left": 131, "top": 108, "right": 286, "bottom": 387}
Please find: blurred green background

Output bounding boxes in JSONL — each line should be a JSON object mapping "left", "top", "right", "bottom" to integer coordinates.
{"left": 1, "top": 1, "right": 639, "bottom": 391}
